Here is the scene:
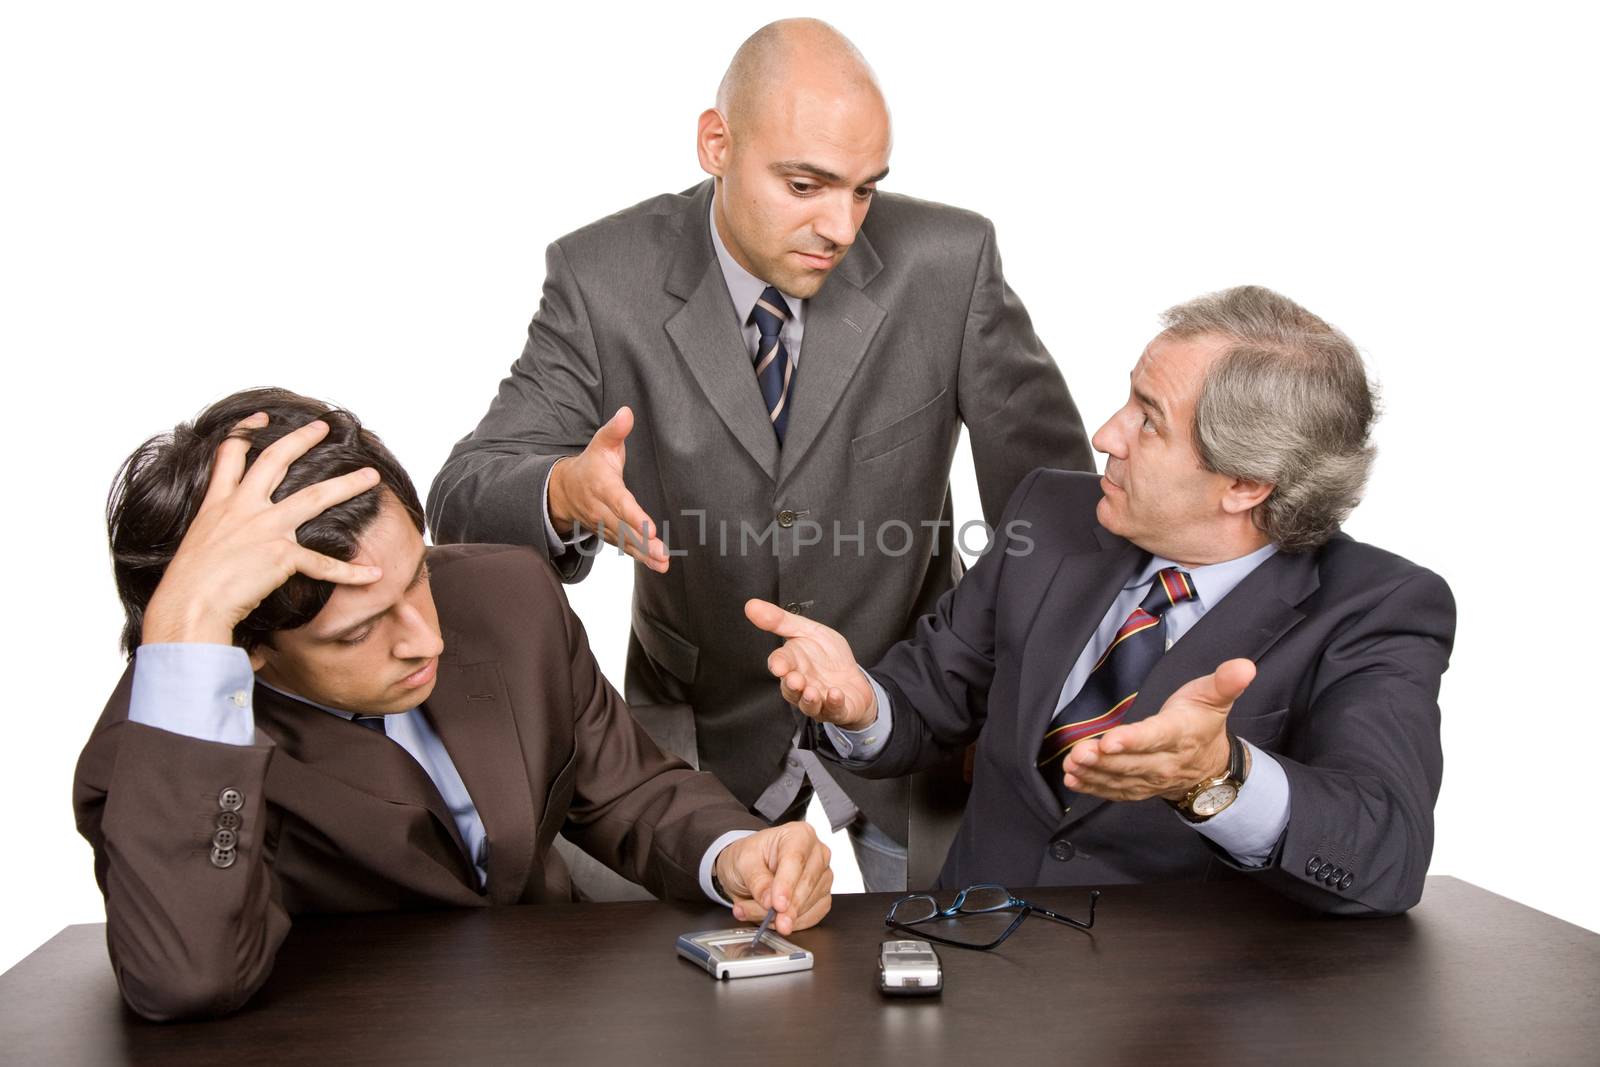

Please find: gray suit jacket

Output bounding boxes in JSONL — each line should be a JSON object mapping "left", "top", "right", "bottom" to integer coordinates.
{"left": 428, "top": 180, "right": 1093, "bottom": 841}
{"left": 826, "top": 469, "right": 1454, "bottom": 915}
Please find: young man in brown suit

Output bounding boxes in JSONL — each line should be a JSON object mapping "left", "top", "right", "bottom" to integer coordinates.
{"left": 74, "top": 388, "right": 832, "bottom": 1021}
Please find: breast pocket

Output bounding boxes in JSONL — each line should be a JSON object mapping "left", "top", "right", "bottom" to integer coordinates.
{"left": 851, "top": 388, "right": 949, "bottom": 462}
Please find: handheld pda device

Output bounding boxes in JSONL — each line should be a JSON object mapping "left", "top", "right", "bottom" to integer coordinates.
{"left": 675, "top": 927, "right": 815, "bottom": 980}
{"left": 878, "top": 939, "right": 942, "bottom": 996}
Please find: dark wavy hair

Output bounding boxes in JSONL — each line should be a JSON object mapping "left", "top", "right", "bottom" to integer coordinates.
{"left": 107, "top": 387, "right": 425, "bottom": 657}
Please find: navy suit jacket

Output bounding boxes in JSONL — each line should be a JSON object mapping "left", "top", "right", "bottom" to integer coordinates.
{"left": 823, "top": 469, "right": 1454, "bottom": 916}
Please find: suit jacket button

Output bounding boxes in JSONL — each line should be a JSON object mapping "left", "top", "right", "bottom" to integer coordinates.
{"left": 219, "top": 788, "right": 244, "bottom": 812}
{"left": 216, "top": 811, "right": 241, "bottom": 831}
{"left": 1049, "top": 838, "right": 1075, "bottom": 862}
{"left": 784, "top": 601, "right": 805, "bottom": 615}
{"left": 213, "top": 829, "right": 238, "bottom": 850}
{"left": 1339, "top": 873, "right": 1354, "bottom": 891}
{"left": 210, "top": 846, "right": 237, "bottom": 869}
{"left": 777, "top": 510, "right": 797, "bottom": 528}
{"left": 1306, "top": 855, "right": 1324, "bottom": 876}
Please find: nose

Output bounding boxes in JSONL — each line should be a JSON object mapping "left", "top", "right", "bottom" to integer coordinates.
{"left": 394, "top": 603, "right": 444, "bottom": 663}
{"left": 813, "top": 192, "right": 858, "bottom": 251}
{"left": 1091, "top": 409, "right": 1124, "bottom": 458}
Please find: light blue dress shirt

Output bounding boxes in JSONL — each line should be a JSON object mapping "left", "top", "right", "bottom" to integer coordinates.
{"left": 127, "top": 643, "right": 745, "bottom": 901}
{"left": 829, "top": 542, "right": 1292, "bottom": 866}
{"left": 707, "top": 194, "right": 808, "bottom": 365}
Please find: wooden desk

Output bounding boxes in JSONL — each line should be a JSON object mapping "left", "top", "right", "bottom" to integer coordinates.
{"left": 2, "top": 876, "right": 1595, "bottom": 1064}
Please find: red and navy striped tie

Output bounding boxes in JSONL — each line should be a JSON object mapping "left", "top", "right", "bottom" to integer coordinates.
{"left": 750, "top": 286, "right": 795, "bottom": 444}
{"left": 1037, "top": 567, "right": 1197, "bottom": 805}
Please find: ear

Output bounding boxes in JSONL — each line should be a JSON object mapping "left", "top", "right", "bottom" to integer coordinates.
{"left": 696, "top": 107, "right": 731, "bottom": 178}
{"left": 1221, "top": 477, "right": 1274, "bottom": 515}
{"left": 247, "top": 645, "right": 269, "bottom": 672}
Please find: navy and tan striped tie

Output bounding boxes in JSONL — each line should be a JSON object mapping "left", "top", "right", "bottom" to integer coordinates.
{"left": 750, "top": 286, "right": 795, "bottom": 444}
{"left": 1037, "top": 567, "right": 1198, "bottom": 806}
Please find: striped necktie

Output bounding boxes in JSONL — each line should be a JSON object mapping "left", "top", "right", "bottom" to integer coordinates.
{"left": 1037, "top": 567, "right": 1197, "bottom": 805}
{"left": 750, "top": 286, "right": 795, "bottom": 444}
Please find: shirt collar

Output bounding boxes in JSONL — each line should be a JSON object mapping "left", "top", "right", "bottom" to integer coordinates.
{"left": 1130, "top": 541, "right": 1280, "bottom": 611}
{"left": 255, "top": 675, "right": 413, "bottom": 723}
{"left": 708, "top": 192, "right": 805, "bottom": 327}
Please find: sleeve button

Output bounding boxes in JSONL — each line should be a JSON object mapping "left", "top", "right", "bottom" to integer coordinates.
{"left": 1306, "top": 855, "right": 1324, "bottom": 876}
{"left": 219, "top": 788, "right": 244, "bottom": 812}
{"left": 212, "top": 829, "right": 237, "bottom": 850}
{"left": 216, "top": 811, "right": 241, "bottom": 831}
{"left": 210, "top": 846, "right": 237, "bottom": 869}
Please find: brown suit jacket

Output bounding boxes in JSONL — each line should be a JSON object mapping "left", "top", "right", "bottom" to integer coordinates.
{"left": 73, "top": 544, "right": 765, "bottom": 1021}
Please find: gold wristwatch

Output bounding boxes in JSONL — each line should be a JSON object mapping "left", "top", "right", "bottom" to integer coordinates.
{"left": 1171, "top": 732, "right": 1250, "bottom": 822}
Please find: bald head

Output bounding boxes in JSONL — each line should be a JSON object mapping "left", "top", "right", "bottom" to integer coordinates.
{"left": 716, "top": 19, "right": 886, "bottom": 136}
{"left": 698, "top": 20, "right": 892, "bottom": 298}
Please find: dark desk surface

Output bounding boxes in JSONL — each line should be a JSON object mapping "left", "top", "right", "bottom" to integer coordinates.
{"left": 2, "top": 876, "right": 1596, "bottom": 1065}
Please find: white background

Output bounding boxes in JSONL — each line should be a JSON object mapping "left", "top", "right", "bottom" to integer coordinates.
{"left": 2, "top": 2, "right": 1595, "bottom": 974}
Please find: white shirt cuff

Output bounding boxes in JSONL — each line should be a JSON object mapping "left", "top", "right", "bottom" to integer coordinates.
{"left": 700, "top": 829, "right": 757, "bottom": 905}
{"left": 541, "top": 459, "right": 595, "bottom": 551}
{"left": 128, "top": 643, "right": 258, "bottom": 746}
{"left": 822, "top": 669, "right": 892, "bottom": 760}
{"left": 1182, "top": 740, "right": 1291, "bottom": 867}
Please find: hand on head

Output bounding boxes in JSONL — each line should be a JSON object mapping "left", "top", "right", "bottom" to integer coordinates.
{"left": 1060, "top": 658, "right": 1256, "bottom": 802}
{"left": 713, "top": 821, "right": 833, "bottom": 935}
{"left": 744, "top": 599, "right": 877, "bottom": 730}
{"left": 545, "top": 407, "right": 670, "bottom": 573}
{"left": 141, "top": 415, "right": 385, "bottom": 647}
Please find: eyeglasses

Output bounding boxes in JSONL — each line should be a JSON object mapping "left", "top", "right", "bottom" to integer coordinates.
{"left": 884, "top": 883, "right": 1100, "bottom": 951}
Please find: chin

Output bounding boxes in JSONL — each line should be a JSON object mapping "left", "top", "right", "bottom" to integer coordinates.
{"left": 1095, "top": 495, "right": 1120, "bottom": 533}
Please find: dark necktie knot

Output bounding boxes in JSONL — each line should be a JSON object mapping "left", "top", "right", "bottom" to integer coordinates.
{"left": 352, "top": 715, "right": 387, "bottom": 735}
{"left": 749, "top": 286, "right": 791, "bottom": 343}
{"left": 1137, "top": 567, "right": 1198, "bottom": 619}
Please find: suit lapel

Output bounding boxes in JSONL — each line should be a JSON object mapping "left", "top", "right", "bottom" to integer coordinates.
{"left": 422, "top": 640, "right": 539, "bottom": 906}
{"left": 1128, "top": 547, "right": 1319, "bottom": 725}
{"left": 1014, "top": 524, "right": 1145, "bottom": 821}
{"left": 663, "top": 183, "right": 780, "bottom": 481}
{"left": 252, "top": 685, "right": 476, "bottom": 881}
{"left": 1055, "top": 546, "right": 1320, "bottom": 831}
{"left": 775, "top": 233, "right": 886, "bottom": 485}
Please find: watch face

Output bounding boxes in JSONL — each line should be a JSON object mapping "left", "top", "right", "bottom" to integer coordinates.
{"left": 1190, "top": 783, "right": 1238, "bottom": 817}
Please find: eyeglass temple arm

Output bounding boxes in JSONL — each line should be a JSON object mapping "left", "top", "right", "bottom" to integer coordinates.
{"left": 1026, "top": 889, "right": 1101, "bottom": 930}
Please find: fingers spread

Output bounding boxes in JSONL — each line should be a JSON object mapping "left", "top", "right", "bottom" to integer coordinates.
{"left": 279, "top": 467, "right": 380, "bottom": 527}
{"left": 204, "top": 414, "right": 267, "bottom": 505}
{"left": 294, "top": 546, "right": 383, "bottom": 586}
{"left": 240, "top": 418, "right": 330, "bottom": 498}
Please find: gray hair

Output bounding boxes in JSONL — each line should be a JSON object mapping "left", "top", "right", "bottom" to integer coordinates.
{"left": 1161, "top": 285, "right": 1379, "bottom": 552}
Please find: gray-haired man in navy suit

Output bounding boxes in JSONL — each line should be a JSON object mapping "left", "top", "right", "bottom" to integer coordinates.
{"left": 750, "top": 285, "right": 1454, "bottom": 916}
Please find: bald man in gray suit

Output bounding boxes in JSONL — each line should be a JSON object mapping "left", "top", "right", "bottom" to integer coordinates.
{"left": 428, "top": 20, "right": 1093, "bottom": 890}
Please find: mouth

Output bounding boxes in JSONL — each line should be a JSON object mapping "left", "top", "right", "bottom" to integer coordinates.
{"left": 397, "top": 657, "right": 438, "bottom": 690}
{"left": 792, "top": 250, "right": 837, "bottom": 270}
{"left": 1100, "top": 473, "right": 1122, "bottom": 494}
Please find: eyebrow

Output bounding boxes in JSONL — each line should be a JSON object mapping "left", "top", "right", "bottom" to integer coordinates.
{"left": 325, "top": 554, "right": 428, "bottom": 641}
{"left": 770, "top": 161, "right": 890, "bottom": 186}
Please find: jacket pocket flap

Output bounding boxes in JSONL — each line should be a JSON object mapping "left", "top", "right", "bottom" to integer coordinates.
{"left": 633, "top": 608, "right": 699, "bottom": 684}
